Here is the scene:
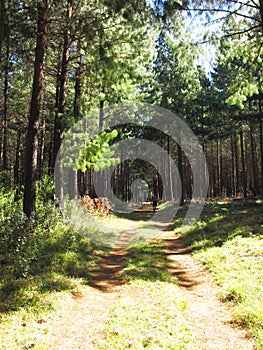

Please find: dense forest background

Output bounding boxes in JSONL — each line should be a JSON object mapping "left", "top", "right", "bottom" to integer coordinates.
{"left": 0, "top": 0, "right": 263, "bottom": 219}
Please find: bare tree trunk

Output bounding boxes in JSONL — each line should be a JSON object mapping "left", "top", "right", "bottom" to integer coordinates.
{"left": 51, "top": 57, "right": 61, "bottom": 173}
{"left": 167, "top": 135, "right": 173, "bottom": 201}
{"left": 14, "top": 129, "right": 21, "bottom": 186}
{"left": 216, "top": 140, "right": 222, "bottom": 196}
{"left": 233, "top": 133, "right": 240, "bottom": 195}
{"left": 69, "top": 41, "right": 83, "bottom": 200}
{"left": 231, "top": 136, "right": 235, "bottom": 196}
{"left": 53, "top": 0, "right": 72, "bottom": 163}
{"left": 53, "top": 1, "right": 72, "bottom": 208}
{"left": 0, "top": 0, "right": 4, "bottom": 57}
{"left": 177, "top": 131, "right": 183, "bottom": 205}
{"left": 23, "top": 0, "right": 48, "bottom": 218}
{"left": 0, "top": 31, "right": 9, "bottom": 170}
{"left": 240, "top": 129, "right": 247, "bottom": 198}
{"left": 38, "top": 96, "right": 46, "bottom": 180}
{"left": 74, "top": 39, "right": 82, "bottom": 122}
{"left": 58, "top": 0, "right": 72, "bottom": 115}
{"left": 249, "top": 122, "right": 259, "bottom": 195}
{"left": 99, "top": 99, "right": 104, "bottom": 131}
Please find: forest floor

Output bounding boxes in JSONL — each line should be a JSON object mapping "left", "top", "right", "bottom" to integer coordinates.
{"left": 44, "top": 204, "right": 256, "bottom": 350}
{"left": 1, "top": 202, "right": 261, "bottom": 349}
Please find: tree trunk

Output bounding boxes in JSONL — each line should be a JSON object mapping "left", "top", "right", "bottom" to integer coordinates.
{"left": 53, "top": 0, "right": 72, "bottom": 164}
{"left": 216, "top": 140, "right": 222, "bottom": 196}
{"left": 0, "top": 31, "right": 9, "bottom": 170}
{"left": 233, "top": 133, "right": 240, "bottom": 196}
{"left": 38, "top": 97, "right": 46, "bottom": 180}
{"left": 23, "top": 0, "right": 48, "bottom": 219}
{"left": 177, "top": 142, "right": 183, "bottom": 205}
{"left": 230, "top": 136, "right": 235, "bottom": 196}
{"left": 51, "top": 57, "right": 61, "bottom": 173}
{"left": 0, "top": 0, "right": 4, "bottom": 57}
{"left": 14, "top": 129, "right": 21, "bottom": 186}
{"left": 68, "top": 168, "right": 78, "bottom": 199}
{"left": 99, "top": 99, "right": 105, "bottom": 131}
{"left": 53, "top": 1, "right": 72, "bottom": 209}
{"left": 58, "top": 1, "right": 72, "bottom": 115}
{"left": 249, "top": 122, "right": 259, "bottom": 195}
{"left": 239, "top": 129, "right": 247, "bottom": 198}
{"left": 68, "top": 43, "right": 83, "bottom": 200}
{"left": 74, "top": 39, "right": 82, "bottom": 122}
{"left": 167, "top": 135, "right": 173, "bottom": 201}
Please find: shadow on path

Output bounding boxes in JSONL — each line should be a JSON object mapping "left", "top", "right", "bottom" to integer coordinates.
{"left": 88, "top": 206, "right": 203, "bottom": 292}
{"left": 161, "top": 235, "right": 203, "bottom": 289}
{"left": 88, "top": 227, "right": 135, "bottom": 292}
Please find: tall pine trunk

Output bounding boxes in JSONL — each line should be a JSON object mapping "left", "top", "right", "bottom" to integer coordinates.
{"left": 68, "top": 39, "right": 82, "bottom": 200}
{"left": 239, "top": 129, "right": 247, "bottom": 198}
{"left": 0, "top": 0, "right": 4, "bottom": 57}
{"left": 53, "top": 0, "right": 72, "bottom": 208}
{"left": 0, "top": 30, "right": 9, "bottom": 170}
{"left": 249, "top": 122, "right": 259, "bottom": 195}
{"left": 38, "top": 94, "right": 46, "bottom": 180}
{"left": 14, "top": 129, "right": 21, "bottom": 186}
{"left": 23, "top": 0, "right": 48, "bottom": 218}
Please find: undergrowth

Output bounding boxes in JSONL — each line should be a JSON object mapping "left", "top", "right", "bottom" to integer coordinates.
{"left": 0, "top": 179, "right": 112, "bottom": 313}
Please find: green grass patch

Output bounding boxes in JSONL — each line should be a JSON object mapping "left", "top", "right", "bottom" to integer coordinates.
{"left": 124, "top": 240, "right": 176, "bottom": 283}
{"left": 0, "top": 280, "right": 88, "bottom": 350}
{"left": 99, "top": 280, "right": 194, "bottom": 349}
{"left": 178, "top": 199, "right": 263, "bottom": 348}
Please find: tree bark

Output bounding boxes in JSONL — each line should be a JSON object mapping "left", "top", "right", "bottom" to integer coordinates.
{"left": 177, "top": 142, "right": 183, "bottom": 205}
{"left": 23, "top": 0, "right": 48, "bottom": 218}
{"left": 216, "top": 140, "right": 222, "bottom": 196}
{"left": 0, "top": 0, "right": 4, "bottom": 57}
{"left": 230, "top": 136, "right": 235, "bottom": 196}
{"left": 38, "top": 97, "right": 46, "bottom": 180}
{"left": 53, "top": 0, "right": 72, "bottom": 164}
{"left": 249, "top": 122, "right": 259, "bottom": 195}
{"left": 14, "top": 129, "right": 21, "bottom": 186}
{"left": 239, "top": 129, "right": 247, "bottom": 198}
{"left": 233, "top": 133, "right": 240, "bottom": 196}
{"left": 74, "top": 39, "right": 82, "bottom": 122}
{"left": 167, "top": 135, "right": 173, "bottom": 201}
{"left": 0, "top": 30, "right": 9, "bottom": 170}
{"left": 68, "top": 43, "right": 83, "bottom": 200}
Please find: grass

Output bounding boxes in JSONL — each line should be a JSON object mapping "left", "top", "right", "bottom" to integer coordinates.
{"left": 124, "top": 240, "right": 176, "bottom": 282}
{"left": 1, "top": 192, "right": 262, "bottom": 348}
{"left": 0, "top": 275, "right": 88, "bottom": 350}
{"left": 99, "top": 280, "right": 194, "bottom": 350}
{"left": 99, "top": 238, "right": 194, "bottom": 349}
{"left": 176, "top": 198, "right": 263, "bottom": 348}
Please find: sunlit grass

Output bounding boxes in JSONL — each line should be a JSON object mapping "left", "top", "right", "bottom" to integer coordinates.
{"left": 124, "top": 240, "right": 176, "bottom": 282}
{"left": 179, "top": 200, "right": 263, "bottom": 348}
{"left": 99, "top": 280, "right": 194, "bottom": 350}
{"left": 0, "top": 275, "right": 87, "bottom": 350}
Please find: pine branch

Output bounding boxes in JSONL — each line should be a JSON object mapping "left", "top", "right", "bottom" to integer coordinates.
{"left": 186, "top": 7, "right": 260, "bottom": 23}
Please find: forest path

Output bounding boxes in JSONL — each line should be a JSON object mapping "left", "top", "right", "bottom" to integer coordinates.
{"left": 47, "top": 207, "right": 255, "bottom": 349}
{"left": 159, "top": 232, "right": 255, "bottom": 350}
